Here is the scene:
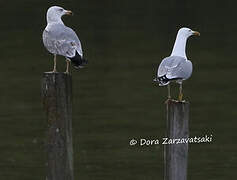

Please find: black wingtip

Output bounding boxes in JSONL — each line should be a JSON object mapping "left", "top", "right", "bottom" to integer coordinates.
{"left": 68, "top": 51, "right": 88, "bottom": 70}
{"left": 153, "top": 75, "right": 170, "bottom": 86}
{"left": 74, "top": 58, "right": 88, "bottom": 69}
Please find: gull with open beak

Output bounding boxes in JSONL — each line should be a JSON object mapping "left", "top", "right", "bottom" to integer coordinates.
{"left": 42, "top": 6, "right": 88, "bottom": 73}
{"left": 154, "top": 27, "right": 200, "bottom": 101}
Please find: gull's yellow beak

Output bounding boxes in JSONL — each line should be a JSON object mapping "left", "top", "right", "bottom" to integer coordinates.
{"left": 65, "top": 10, "right": 73, "bottom": 16}
{"left": 192, "top": 31, "right": 200, "bottom": 36}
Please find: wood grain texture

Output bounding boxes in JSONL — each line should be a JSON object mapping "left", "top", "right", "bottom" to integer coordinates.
{"left": 164, "top": 99, "right": 189, "bottom": 180}
{"left": 42, "top": 72, "right": 74, "bottom": 180}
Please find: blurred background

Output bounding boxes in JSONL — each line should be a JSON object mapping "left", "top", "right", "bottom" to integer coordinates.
{"left": 0, "top": 0, "right": 237, "bottom": 179}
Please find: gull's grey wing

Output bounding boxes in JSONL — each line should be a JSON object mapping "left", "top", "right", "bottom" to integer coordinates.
{"left": 43, "top": 23, "right": 83, "bottom": 57}
{"left": 157, "top": 56, "right": 192, "bottom": 80}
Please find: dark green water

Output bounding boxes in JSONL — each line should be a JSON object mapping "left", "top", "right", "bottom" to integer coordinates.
{"left": 0, "top": 0, "right": 237, "bottom": 179}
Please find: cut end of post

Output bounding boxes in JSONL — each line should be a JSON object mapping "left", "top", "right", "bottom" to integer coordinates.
{"left": 165, "top": 98, "right": 189, "bottom": 105}
{"left": 43, "top": 71, "right": 72, "bottom": 76}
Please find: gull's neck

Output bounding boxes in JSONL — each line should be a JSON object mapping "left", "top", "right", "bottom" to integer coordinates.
{"left": 171, "top": 32, "right": 188, "bottom": 59}
{"left": 47, "top": 16, "right": 64, "bottom": 25}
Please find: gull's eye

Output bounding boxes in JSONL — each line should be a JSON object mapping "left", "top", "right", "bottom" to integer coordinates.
{"left": 59, "top": 8, "right": 63, "bottom": 12}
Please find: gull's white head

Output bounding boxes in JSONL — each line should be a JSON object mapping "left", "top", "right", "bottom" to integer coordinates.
{"left": 177, "top": 27, "right": 200, "bottom": 39}
{"left": 46, "top": 6, "right": 73, "bottom": 24}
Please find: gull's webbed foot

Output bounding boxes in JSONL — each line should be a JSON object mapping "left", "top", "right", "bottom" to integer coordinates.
{"left": 178, "top": 92, "right": 183, "bottom": 102}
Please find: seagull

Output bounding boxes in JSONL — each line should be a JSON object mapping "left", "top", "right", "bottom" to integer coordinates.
{"left": 42, "top": 6, "right": 88, "bottom": 73}
{"left": 154, "top": 27, "right": 200, "bottom": 101}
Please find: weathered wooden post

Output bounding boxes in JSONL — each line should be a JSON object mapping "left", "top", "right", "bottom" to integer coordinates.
{"left": 164, "top": 99, "right": 189, "bottom": 180}
{"left": 42, "top": 72, "right": 74, "bottom": 180}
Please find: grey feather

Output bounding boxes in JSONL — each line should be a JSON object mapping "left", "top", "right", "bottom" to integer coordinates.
{"left": 42, "top": 23, "right": 83, "bottom": 58}
{"left": 155, "top": 56, "right": 192, "bottom": 86}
